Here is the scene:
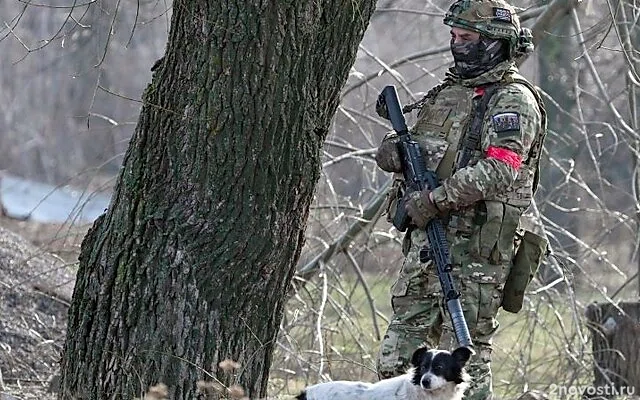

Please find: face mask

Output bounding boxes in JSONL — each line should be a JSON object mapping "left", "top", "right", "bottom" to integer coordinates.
{"left": 450, "top": 36, "right": 508, "bottom": 79}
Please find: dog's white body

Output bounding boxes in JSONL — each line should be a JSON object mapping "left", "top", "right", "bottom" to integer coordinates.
{"left": 298, "top": 368, "right": 468, "bottom": 400}
{"left": 297, "top": 347, "right": 473, "bottom": 400}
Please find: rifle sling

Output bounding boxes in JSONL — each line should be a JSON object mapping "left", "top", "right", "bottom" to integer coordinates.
{"left": 456, "top": 84, "right": 501, "bottom": 171}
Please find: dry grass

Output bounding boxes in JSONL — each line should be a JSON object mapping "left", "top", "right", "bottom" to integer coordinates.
{"left": 0, "top": 222, "right": 77, "bottom": 400}
{"left": 1, "top": 207, "right": 638, "bottom": 400}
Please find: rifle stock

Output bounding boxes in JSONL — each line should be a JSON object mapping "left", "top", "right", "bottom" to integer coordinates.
{"left": 379, "top": 85, "right": 473, "bottom": 349}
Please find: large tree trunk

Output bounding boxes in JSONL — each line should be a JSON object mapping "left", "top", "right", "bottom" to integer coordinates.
{"left": 532, "top": 0, "right": 577, "bottom": 286}
{"left": 58, "top": 1, "right": 376, "bottom": 399}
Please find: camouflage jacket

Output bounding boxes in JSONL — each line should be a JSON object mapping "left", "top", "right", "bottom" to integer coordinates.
{"left": 385, "top": 61, "right": 546, "bottom": 233}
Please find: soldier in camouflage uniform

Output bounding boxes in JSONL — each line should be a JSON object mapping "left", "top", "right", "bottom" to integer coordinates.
{"left": 374, "top": 1, "right": 548, "bottom": 399}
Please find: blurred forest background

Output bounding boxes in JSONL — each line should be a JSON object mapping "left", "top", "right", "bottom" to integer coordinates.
{"left": 1, "top": 0, "right": 639, "bottom": 398}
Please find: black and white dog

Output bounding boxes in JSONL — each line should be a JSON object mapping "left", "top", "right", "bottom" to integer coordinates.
{"left": 296, "top": 346, "right": 473, "bottom": 400}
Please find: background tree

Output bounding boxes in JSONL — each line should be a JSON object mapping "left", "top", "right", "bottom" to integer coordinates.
{"left": 0, "top": 0, "right": 148, "bottom": 182}
{"left": 58, "top": 1, "right": 376, "bottom": 399}
{"left": 532, "top": 0, "right": 577, "bottom": 283}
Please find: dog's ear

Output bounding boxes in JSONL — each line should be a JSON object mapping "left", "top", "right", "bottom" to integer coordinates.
{"left": 452, "top": 346, "right": 474, "bottom": 366}
{"left": 411, "top": 346, "right": 429, "bottom": 367}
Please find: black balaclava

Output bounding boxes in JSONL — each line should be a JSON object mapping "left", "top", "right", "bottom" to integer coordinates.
{"left": 450, "top": 36, "right": 509, "bottom": 79}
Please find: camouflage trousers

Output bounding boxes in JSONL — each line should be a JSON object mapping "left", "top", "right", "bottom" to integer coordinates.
{"left": 377, "top": 228, "right": 511, "bottom": 400}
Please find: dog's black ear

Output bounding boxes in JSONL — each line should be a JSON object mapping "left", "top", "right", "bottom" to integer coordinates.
{"left": 411, "top": 346, "right": 429, "bottom": 367}
{"left": 452, "top": 346, "right": 474, "bottom": 366}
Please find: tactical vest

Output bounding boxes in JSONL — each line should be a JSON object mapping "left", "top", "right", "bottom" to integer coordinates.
{"left": 387, "top": 70, "right": 549, "bottom": 290}
{"left": 407, "top": 71, "right": 547, "bottom": 208}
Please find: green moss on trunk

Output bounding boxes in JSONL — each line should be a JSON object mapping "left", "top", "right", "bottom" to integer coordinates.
{"left": 58, "top": 1, "right": 376, "bottom": 399}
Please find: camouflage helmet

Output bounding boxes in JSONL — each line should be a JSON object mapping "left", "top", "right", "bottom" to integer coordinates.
{"left": 444, "top": 0, "right": 534, "bottom": 57}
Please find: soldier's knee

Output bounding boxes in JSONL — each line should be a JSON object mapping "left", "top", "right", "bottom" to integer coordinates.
{"left": 376, "top": 346, "right": 408, "bottom": 380}
{"left": 376, "top": 329, "right": 409, "bottom": 379}
{"left": 377, "top": 320, "right": 440, "bottom": 380}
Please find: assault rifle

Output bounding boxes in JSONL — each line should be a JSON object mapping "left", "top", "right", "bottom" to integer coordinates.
{"left": 379, "top": 85, "right": 473, "bottom": 349}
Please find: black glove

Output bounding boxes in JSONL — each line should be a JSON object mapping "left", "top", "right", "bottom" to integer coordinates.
{"left": 376, "top": 93, "right": 389, "bottom": 120}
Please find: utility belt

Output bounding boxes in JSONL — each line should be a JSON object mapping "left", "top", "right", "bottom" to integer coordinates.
{"left": 386, "top": 184, "right": 548, "bottom": 314}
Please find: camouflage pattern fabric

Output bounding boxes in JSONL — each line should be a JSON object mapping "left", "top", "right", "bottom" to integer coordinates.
{"left": 376, "top": 60, "right": 545, "bottom": 400}
{"left": 444, "top": 0, "right": 526, "bottom": 57}
{"left": 377, "top": 229, "right": 508, "bottom": 400}
{"left": 427, "top": 61, "right": 543, "bottom": 212}
{"left": 450, "top": 36, "right": 508, "bottom": 79}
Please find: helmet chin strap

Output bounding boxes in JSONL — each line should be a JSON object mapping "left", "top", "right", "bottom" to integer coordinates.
{"left": 450, "top": 36, "right": 509, "bottom": 79}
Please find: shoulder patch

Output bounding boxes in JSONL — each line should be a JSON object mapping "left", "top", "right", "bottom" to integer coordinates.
{"left": 492, "top": 112, "right": 520, "bottom": 133}
{"left": 493, "top": 7, "right": 512, "bottom": 23}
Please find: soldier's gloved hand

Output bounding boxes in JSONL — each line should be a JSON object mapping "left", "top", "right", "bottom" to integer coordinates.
{"left": 375, "top": 137, "right": 403, "bottom": 173}
{"left": 405, "top": 190, "right": 440, "bottom": 229}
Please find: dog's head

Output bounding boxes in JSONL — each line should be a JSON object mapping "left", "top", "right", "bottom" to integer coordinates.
{"left": 410, "top": 346, "right": 473, "bottom": 391}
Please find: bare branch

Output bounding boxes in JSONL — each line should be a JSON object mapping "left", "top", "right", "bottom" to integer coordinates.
{"left": 571, "top": 8, "right": 637, "bottom": 137}
{"left": 297, "top": 180, "right": 391, "bottom": 278}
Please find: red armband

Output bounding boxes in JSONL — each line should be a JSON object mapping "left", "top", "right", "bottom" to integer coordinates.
{"left": 486, "top": 146, "right": 522, "bottom": 170}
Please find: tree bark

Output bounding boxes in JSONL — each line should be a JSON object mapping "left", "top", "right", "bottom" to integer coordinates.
{"left": 58, "top": 1, "right": 376, "bottom": 399}
{"left": 585, "top": 302, "right": 640, "bottom": 395}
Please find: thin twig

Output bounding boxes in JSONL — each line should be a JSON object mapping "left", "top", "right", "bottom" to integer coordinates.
{"left": 316, "top": 261, "right": 328, "bottom": 380}
{"left": 298, "top": 179, "right": 392, "bottom": 277}
{"left": 571, "top": 8, "right": 636, "bottom": 137}
{"left": 344, "top": 249, "right": 381, "bottom": 341}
